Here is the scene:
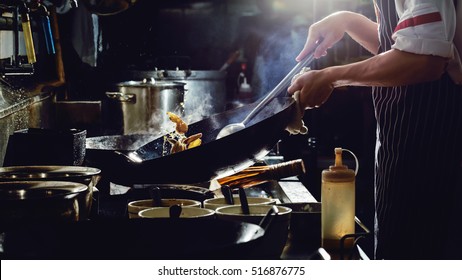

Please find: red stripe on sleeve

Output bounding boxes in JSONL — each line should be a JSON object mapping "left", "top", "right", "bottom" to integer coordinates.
{"left": 394, "top": 12, "right": 442, "bottom": 32}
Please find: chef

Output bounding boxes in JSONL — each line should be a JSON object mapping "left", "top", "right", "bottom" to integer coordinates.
{"left": 288, "top": 0, "right": 462, "bottom": 259}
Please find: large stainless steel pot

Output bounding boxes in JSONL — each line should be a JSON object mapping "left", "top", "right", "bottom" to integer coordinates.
{"left": 105, "top": 79, "right": 185, "bottom": 135}
{"left": 127, "top": 70, "right": 227, "bottom": 123}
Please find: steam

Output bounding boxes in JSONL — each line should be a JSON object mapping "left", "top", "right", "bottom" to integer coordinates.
{"left": 252, "top": 18, "right": 307, "bottom": 99}
{"left": 144, "top": 91, "right": 214, "bottom": 136}
{"left": 142, "top": 84, "right": 217, "bottom": 136}
{"left": 183, "top": 90, "right": 214, "bottom": 124}
{"left": 146, "top": 107, "right": 183, "bottom": 135}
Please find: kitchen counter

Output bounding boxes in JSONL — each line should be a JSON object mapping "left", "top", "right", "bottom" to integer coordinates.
{"left": 0, "top": 146, "right": 370, "bottom": 260}
{"left": 91, "top": 155, "right": 371, "bottom": 260}
{"left": 0, "top": 172, "right": 370, "bottom": 260}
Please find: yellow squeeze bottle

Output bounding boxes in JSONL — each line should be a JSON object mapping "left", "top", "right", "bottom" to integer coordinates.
{"left": 321, "top": 148, "right": 356, "bottom": 253}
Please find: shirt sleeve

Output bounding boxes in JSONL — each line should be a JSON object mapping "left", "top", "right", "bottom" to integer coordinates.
{"left": 392, "top": 0, "right": 455, "bottom": 58}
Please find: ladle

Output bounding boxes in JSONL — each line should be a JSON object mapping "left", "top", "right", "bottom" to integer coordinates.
{"left": 221, "top": 185, "right": 234, "bottom": 205}
{"left": 169, "top": 204, "right": 182, "bottom": 219}
{"left": 259, "top": 205, "right": 279, "bottom": 231}
{"left": 149, "top": 187, "right": 162, "bottom": 207}
{"left": 238, "top": 188, "right": 250, "bottom": 214}
{"left": 216, "top": 52, "right": 315, "bottom": 139}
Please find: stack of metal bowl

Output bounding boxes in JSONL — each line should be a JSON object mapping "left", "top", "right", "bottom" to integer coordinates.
{"left": 0, "top": 166, "right": 101, "bottom": 224}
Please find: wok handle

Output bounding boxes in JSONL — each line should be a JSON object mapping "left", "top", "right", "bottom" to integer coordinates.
{"left": 241, "top": 52, "right": 314, "bottom": 125}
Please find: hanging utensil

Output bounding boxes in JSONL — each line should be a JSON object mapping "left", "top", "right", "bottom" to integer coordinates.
{"left": 216, "top": 52, "right": 315, "bottom": 139}
{"left": 19, "top": 4, "right": 36, "bottom": 64}
{"left": 38, "top": 4, "right": 55, "bottom": 55}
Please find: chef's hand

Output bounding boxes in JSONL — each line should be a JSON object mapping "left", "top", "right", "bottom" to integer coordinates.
{"left": 285, "top": 68, "right": 311, "bottom": 135}
{"left": 296, "top": 12, "right": 348, "bottom": 61}
{"left": 288, "top": 67, "right": 334, "bottom": 110}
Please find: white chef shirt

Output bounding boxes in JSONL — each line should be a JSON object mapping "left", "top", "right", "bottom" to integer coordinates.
{"left": 392, "top": 0, "right": 462, "bottom": 84}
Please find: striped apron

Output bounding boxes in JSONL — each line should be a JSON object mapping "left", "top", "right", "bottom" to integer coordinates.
{"left": 373, "top": 0, "right": 462, "bottom": 259}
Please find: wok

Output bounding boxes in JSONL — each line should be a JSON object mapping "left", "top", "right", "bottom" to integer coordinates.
{"left": 0, "top": 218, "right": 266, "bottom": 259}
{"left": 85, "top": 134, "right": 159, "bottom": 152}
{"left": 86, "top": 97, "right": 295, "bottom": 185}
{"left": 85, "top": 133, "right": 159, "bottom": 168}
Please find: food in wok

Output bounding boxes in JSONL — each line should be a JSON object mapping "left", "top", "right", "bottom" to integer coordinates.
{"left": 165, "top": 112, "right": 202, "bottom": 154}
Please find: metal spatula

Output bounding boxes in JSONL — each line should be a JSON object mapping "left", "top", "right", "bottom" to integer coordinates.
{"left": 216, "top": 52, "right": 315, "bottom": 139}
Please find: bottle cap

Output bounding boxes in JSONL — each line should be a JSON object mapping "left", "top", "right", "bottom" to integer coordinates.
{"left": 322, "top": 147, "right": 355, "bottom": 182}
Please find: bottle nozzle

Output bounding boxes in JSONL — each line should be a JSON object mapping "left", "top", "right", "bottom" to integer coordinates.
{"left": 334, "top": 147, "right": 343, "bottom": 167}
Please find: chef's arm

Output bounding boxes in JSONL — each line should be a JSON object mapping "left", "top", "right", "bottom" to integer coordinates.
{"left": 288, "top": 49, "right": 447, "bottom": 109}
{"left": 339, "top": 11, "right": 380, "bottom": 55}
{"left": 296, "top": 11, "right": 380, "bottom": 61}
{"left": 327, "top": 49, "right": 447, "bottom": 87}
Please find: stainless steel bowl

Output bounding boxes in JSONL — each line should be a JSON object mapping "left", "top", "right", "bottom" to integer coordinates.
{"left": 0, "top": 181, "right": 89, "bottom": 226}
{"left": 0, "top": 166, "right": 101, "bottom": 220}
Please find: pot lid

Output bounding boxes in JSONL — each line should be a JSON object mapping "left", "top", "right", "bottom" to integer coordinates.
{"left": 116, "top": 79, "right": 186, "bottom": 88}
{"left": 127, "top": 70, "right": 226, "bottom": 81}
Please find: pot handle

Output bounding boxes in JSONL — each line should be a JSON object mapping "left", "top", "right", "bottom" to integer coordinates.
{"left": 105, "top": 92, "right": 136, "bottom": 103}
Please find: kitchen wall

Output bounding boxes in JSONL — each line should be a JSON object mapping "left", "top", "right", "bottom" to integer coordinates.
{"left": 1, "top": 0, "right": 377, "bottom": 159}
{"left": 54, "top": 0, "right": 374, "bottom": 99}
{"left": 1, "top": 0, "right": 377, "bottom": 168}
{"left": 92, "top": 0, "right": 377, "bottom": 163}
